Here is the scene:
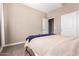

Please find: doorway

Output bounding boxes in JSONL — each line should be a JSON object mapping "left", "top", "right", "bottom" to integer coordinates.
{"left": 48, "top": 18, "right": 54, "bottom": 34}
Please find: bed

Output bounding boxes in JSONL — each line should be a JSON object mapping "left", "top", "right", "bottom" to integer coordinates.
{"left": 24, "top": 35, "right": 79, "bottom": 56}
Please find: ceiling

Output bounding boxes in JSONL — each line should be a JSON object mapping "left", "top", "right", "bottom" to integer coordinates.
{"left": 23, "top": 3, "right": 63, "bottom": 13}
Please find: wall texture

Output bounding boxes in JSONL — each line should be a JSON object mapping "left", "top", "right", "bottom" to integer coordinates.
{"left": 3, "top": 3, "right": 46, "bottom": 44}
{"left": 48, "top": 3, "right": 79, "bottom": 34}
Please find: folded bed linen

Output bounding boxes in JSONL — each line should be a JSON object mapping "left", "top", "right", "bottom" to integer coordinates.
{"left": 26, "top": 34, "right": 54, "bottom": 42}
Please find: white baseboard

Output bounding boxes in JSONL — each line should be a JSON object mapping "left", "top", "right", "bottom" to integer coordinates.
{"left": 5, "top": 41, "right": 25, "bottom": 47}
{"left": 0, "top": 47, "right": 3, "bottom": 53}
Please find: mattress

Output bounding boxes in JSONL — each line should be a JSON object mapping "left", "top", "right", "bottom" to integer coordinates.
{"left": 24, "top": 35, "right": 79, "bottom": 56}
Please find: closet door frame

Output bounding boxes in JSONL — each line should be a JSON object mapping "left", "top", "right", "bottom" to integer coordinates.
{"left": 1, "top": 3, "right": 5, "bottom": 47}
{"left": 77, "top": 11, "right": 79, "bottom": 37}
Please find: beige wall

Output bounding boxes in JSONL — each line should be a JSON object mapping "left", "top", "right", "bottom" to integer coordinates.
{"left": 48, "top": 3, "right": 79, "bottom": 34}
{"left": 3, "top": 3, "right": 46, "bottom": 44}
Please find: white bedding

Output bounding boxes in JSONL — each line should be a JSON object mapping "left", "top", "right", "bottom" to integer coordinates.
{"left": 24, "top": 35, "right": 79, "bottom": 56}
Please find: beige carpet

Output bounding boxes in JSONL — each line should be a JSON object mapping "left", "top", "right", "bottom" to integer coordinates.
{"left": 0, "top": 43, "right": 25, "bottom": 56}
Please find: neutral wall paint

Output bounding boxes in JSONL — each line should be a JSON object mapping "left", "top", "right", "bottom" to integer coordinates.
{"left": 3, "top": 3, "right": 46, "bottom": 44}
{"left": 48, "top": 3, "right": 79, "bottom": 34}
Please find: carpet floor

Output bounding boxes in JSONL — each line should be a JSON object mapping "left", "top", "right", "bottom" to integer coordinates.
{"left": 0, "top": 43, "right": 26, "bottom": 56}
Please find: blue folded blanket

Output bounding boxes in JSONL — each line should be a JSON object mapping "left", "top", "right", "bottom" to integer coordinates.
{"left": 26, "top": 34, "right": 54, "bottom": 42}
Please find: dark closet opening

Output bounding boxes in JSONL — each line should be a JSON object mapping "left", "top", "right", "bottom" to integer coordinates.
{"left": 48, "top": 18, "right": 54, "bottom": 34}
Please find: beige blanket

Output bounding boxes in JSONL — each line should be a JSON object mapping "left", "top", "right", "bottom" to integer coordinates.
{"left": 24, "top": 35, "right": 79, "bottom": 56}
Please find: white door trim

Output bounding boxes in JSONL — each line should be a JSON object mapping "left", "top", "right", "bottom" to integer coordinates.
{"left": 1, "top": 3, "right": 5, "bottom": 47}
